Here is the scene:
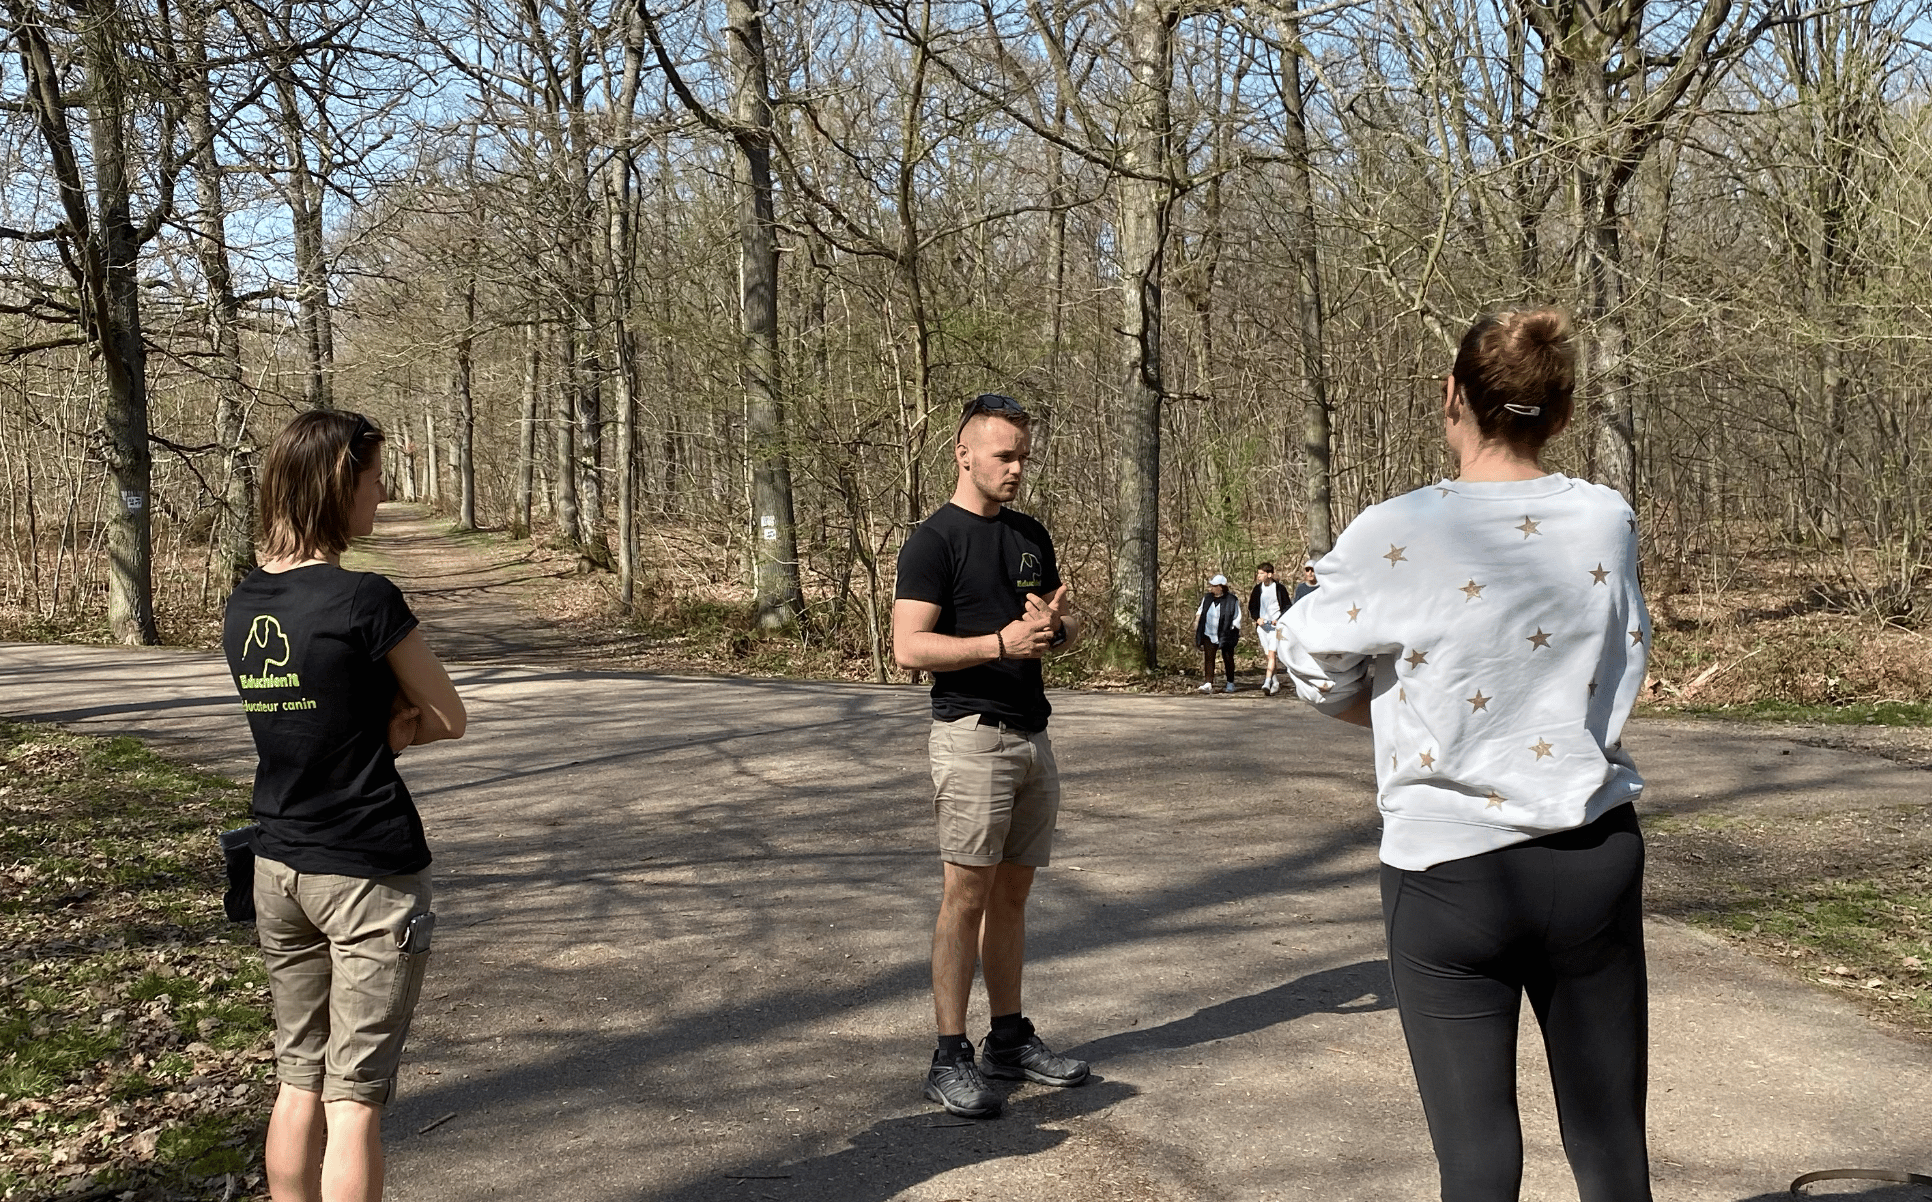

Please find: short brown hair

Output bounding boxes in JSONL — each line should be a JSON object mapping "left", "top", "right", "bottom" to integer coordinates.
{"left": 1450, "top": 307, "right": 1575, "bottom": 451}
{"left": 259, "top": 411, "right": 385, "bottom": 560}
{"left": 1257, "top": 561, "right": 1275, "bottom": 574}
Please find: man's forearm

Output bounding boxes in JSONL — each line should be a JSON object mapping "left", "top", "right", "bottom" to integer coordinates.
{"left": 896, "top": 629, "right": 1000, "bottom": 672}
{"left": 1054, "top": 614, "right": 1084, "bottom": 653}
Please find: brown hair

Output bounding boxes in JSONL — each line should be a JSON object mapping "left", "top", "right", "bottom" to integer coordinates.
{"left": 1450, "top": 307, "right": 1575, "bottom": 451}
{"left": 1257, "top": 561, "right": 1275, "bottom": 574}
{"left": 259, "top": 410, "right": 385, "bottom": 560}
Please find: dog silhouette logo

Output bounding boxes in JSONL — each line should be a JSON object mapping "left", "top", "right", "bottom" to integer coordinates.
{"left": 245, "top": 615, "right": 291, "bottom": 670}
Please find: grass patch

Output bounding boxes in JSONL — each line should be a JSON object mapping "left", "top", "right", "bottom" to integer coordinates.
{"left": 0, "top": 720, "right": 271, "bottom": 1200}
{"left": 1646, "top": 806, "right": 1932, "bottom": 1035}
{"left": 1657, "top": 699, "right": 1932, "bottom": 726}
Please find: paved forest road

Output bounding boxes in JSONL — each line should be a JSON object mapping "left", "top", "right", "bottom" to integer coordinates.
{"left": 4, "top": 506, "right": 1929, "bottom": 1202}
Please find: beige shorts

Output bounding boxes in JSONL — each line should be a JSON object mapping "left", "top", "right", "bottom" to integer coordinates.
{"left": 254, "top": 857, "right": 433, "bottom": 1106}
{"left": 929, "top": 713, "right": 1061, "bottom": 867}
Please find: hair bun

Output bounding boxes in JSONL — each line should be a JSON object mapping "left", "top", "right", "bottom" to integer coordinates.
{"left": 1511, "top": 307, "right": 1571, "bottom": 349}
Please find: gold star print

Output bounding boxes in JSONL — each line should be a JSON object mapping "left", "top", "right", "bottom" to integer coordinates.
{"left": 1589, "top": 564, "right": 1610, "bottom": 585}
{"left": 1529, "top": 738, "right": 1554, "bottom": 760}
{"left": 1459, "top": 579, "right": 1485, "bottom": 601}
{"left": 1346, "top": 604, "right": 1362, "bottom": 623}
{"left": 1630, "top": 627, "right": 1645, "bottom": 645}
{"left": 1485, "top": 791, "right": 1507, "bottom": 809}
{"left": 1390, "top": 753, "right": 1397, "bottom": 770}
{"left": 1404, "top": 649, "right": 1428, "bottom": 669}
{"left": 1383, "top": 544, "right": 1408, "bottom": 567}
{"left": 1515, "top": 516, "right": 1541, "bottom": 538}
{"left": 1628, "top": 518, "right": 1637, "bottom": 532}
{"left": 1588, "top": 680, "right": 1598, "bottom": 697}
{"left": 1317, "top": 681, "right": 1332, "bottom": 694}
{"left": 1419, "top": 750, "right": 1435, "bottom": 769}
{"left": 1398, "top": 686, "right": 1407, "bottom": 704}
{"left": 1526, "top": 628, "right": 1552, "bottom": 650}
{"left": 1435, "top": 486, "right": 1454, "bottom": 498}
{"left": 1466, "top": 690, "right": 1489, "bottom": 712}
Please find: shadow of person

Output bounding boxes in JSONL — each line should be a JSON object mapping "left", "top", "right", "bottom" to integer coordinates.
{"left": 1068, "top": 959, "right": 1394, "bottom": 1063}
{"left": 641, "top": 1077, "right": 1139, "bottom": 1202}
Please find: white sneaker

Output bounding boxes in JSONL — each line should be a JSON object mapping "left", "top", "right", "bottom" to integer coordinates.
{"left": 1223, "top": 682, "right": 1236, "bottom": 694}
{"left": 1264, "top": 677, "right": 1277, "bottom": 695}
{"left": 1197, "top": 682, "right": 1214, "bottom": 693}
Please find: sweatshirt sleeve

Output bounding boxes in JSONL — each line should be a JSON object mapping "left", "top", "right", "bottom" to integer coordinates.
{"left": 1278, "top": 509, "right": 1404, "bottom": 715}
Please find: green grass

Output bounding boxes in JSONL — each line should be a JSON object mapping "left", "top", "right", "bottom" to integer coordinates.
{"left": 1652, "top": 699, "right": 1932, "bottom": 725}
{"left": 0, "top": 720, "right": 272, "bottom": 1198}
{"left": 1697, "top": 877, "right": 1932, "bottom": 1020}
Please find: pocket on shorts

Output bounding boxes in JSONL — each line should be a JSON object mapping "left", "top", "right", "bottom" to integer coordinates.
{"left": 386, "top": 930, "right": 432, "bottom": 1023}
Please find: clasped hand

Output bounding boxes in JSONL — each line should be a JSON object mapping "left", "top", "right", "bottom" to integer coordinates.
{"left": 998, "top": 584, "right": 1069, "bottom": 660}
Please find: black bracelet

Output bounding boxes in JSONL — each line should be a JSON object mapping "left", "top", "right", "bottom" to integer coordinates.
{"left": 995, "top": 630, "right": 1006, "bottom": 659}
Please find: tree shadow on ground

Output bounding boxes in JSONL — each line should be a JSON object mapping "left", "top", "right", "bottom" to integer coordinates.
{"left": 639, "top": 1077, "right": 1140, "bottom": 1202}
{"left": 1737, "top": 1186, "right": 1930, "bottom": 1201}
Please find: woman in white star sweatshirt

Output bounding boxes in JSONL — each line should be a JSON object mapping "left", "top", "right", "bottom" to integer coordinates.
{"left": 1280, "top": 309, "right": 1653, "bottom": 1202}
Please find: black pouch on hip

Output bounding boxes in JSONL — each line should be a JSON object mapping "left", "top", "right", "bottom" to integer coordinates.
{"left": 219, "top": 825, "right": 260, "bottom": 923}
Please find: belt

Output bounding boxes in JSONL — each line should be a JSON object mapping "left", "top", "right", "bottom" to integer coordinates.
{"left": 975, "top": 714, "right": 1040, "bottom": 734}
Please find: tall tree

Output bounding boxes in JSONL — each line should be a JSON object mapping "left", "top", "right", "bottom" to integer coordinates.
{"left": 646, "top": 0, "right": 804, "bottom": 628}
{"left": 3, "top": 0, "right": 180, "bottom": 644}
{"left": 1111, "top": 0, "right": 1178, "bottom": 669}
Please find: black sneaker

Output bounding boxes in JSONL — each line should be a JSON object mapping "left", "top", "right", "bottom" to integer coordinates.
{"left": 924, "top": 1050, "right": 1002, "bottom": 1118}
{"left": 980, "top": 1024, "right": 1090, "bottom": 1087}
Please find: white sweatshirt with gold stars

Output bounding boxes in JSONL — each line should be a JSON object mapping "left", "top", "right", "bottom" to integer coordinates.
{"left": 1278, "top": 474, "right": 1650, "bottom": 871}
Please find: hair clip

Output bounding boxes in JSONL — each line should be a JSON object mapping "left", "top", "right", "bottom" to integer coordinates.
{"left": 1502, "top": 403, "right": 1542, "bottom": 417}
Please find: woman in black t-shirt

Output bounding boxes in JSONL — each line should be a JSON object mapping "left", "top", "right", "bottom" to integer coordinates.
{"left": 223, "top": 410, "right": 464, "bottom": 1202}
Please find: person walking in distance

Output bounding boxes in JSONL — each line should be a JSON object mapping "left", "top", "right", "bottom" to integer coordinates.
{"left": 1249, "top": 562, "right": 1291, "bottom": 695}
{"left": 893, "top": 393, "right": 1089, "bottom": 1119}
{"left": 1195, "top": 574, "right": 1242, "bottom": 693}
{"left": 1294, "top": 563, "right": 1319, "bottom": 603}
{"left": 1279, "top": 308, "right": 1653, "bottom": 1202}
{"left": 224, "top": 411, "right": 466, "bottom": 1202}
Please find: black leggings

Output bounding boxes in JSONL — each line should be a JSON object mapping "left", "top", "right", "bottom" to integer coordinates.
{"left": 1380, "top": 804, "right": 1650, "bottom": 1202}
{"left": 1201, "top": 644, "right": 1234, "bottom": 682}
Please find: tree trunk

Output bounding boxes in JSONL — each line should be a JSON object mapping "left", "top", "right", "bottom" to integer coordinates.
{"left": 1277, "top": 22, "right": 1332, "bottom": 556}
{"left": 8, "top": 0, "right": 160, "bottom": 642}
{"left": 182, "top": 0, "right": 254, "bottom": 586}
{"left": 516, "top": 320, "right": 540, "bottom": 539}
{"left": 551, "top": 323, "right": 582, "bottom": 545}
{"left": 452, "top": 274, "right": 477, "bottom": 531}
{"left": 729, "top": 0, "right": 803, "bottom": 629}
{"left": 1110, "top": 0, "right": 1176, "bottom": 670}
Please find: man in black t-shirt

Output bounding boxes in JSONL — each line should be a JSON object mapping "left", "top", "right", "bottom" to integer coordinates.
{"left": 893, "top": 393, "right": 1089, "bottom": 1119}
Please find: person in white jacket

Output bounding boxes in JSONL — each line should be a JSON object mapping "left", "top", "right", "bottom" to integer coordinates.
{"left": 1279, "top": 308, "right": 1653, "bottom": 1202}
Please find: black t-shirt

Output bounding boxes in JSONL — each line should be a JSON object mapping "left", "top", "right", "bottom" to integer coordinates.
{"left": 895, "top": 503, "right": 1061, "bottom": 731}
{"left": 222, "top": 565, "right": 428, "bottom": 877}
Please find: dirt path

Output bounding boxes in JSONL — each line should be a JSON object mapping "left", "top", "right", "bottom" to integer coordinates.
{"left": 4, "top": 506, "right": 1930, "bottom": 1202}
{"left": 343, "top": 504, "right": 655, "bottom": 669}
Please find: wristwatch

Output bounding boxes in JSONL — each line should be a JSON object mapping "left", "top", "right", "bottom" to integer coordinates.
{"left": 1048, "top": 624, "right": 1068, "bottom": 648}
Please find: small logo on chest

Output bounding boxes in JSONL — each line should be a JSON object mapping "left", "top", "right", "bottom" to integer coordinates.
{"left": 1016, "top": 551, "right": 1042, "bottom": 589}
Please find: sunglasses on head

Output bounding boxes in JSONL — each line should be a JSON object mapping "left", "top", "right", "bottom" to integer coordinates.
{"left": 956, "top": 393, "right": 1027, "bottom": 438}
{"left": 347, "top": 413, "right": 378, "bottom": 464}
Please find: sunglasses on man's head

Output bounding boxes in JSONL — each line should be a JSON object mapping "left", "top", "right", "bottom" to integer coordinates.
{"left": 957, "top": 393, "right": 1027, "bottom": 437}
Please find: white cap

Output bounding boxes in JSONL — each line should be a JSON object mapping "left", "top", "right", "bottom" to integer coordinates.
{"left": 1209, "top": 574, "right": 1229, "bottom": 586}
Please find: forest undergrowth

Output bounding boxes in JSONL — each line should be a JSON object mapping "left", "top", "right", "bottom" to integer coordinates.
{"left": 0, "top": 722, "right": 270, "bottom": 1202}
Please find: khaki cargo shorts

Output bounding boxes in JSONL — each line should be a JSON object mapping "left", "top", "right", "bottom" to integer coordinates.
{"left": 254, "top": 857, "right": 433, "bottom": 1106}
{"left": 929, "top": 713, "right": 1061, "bottom": 867}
